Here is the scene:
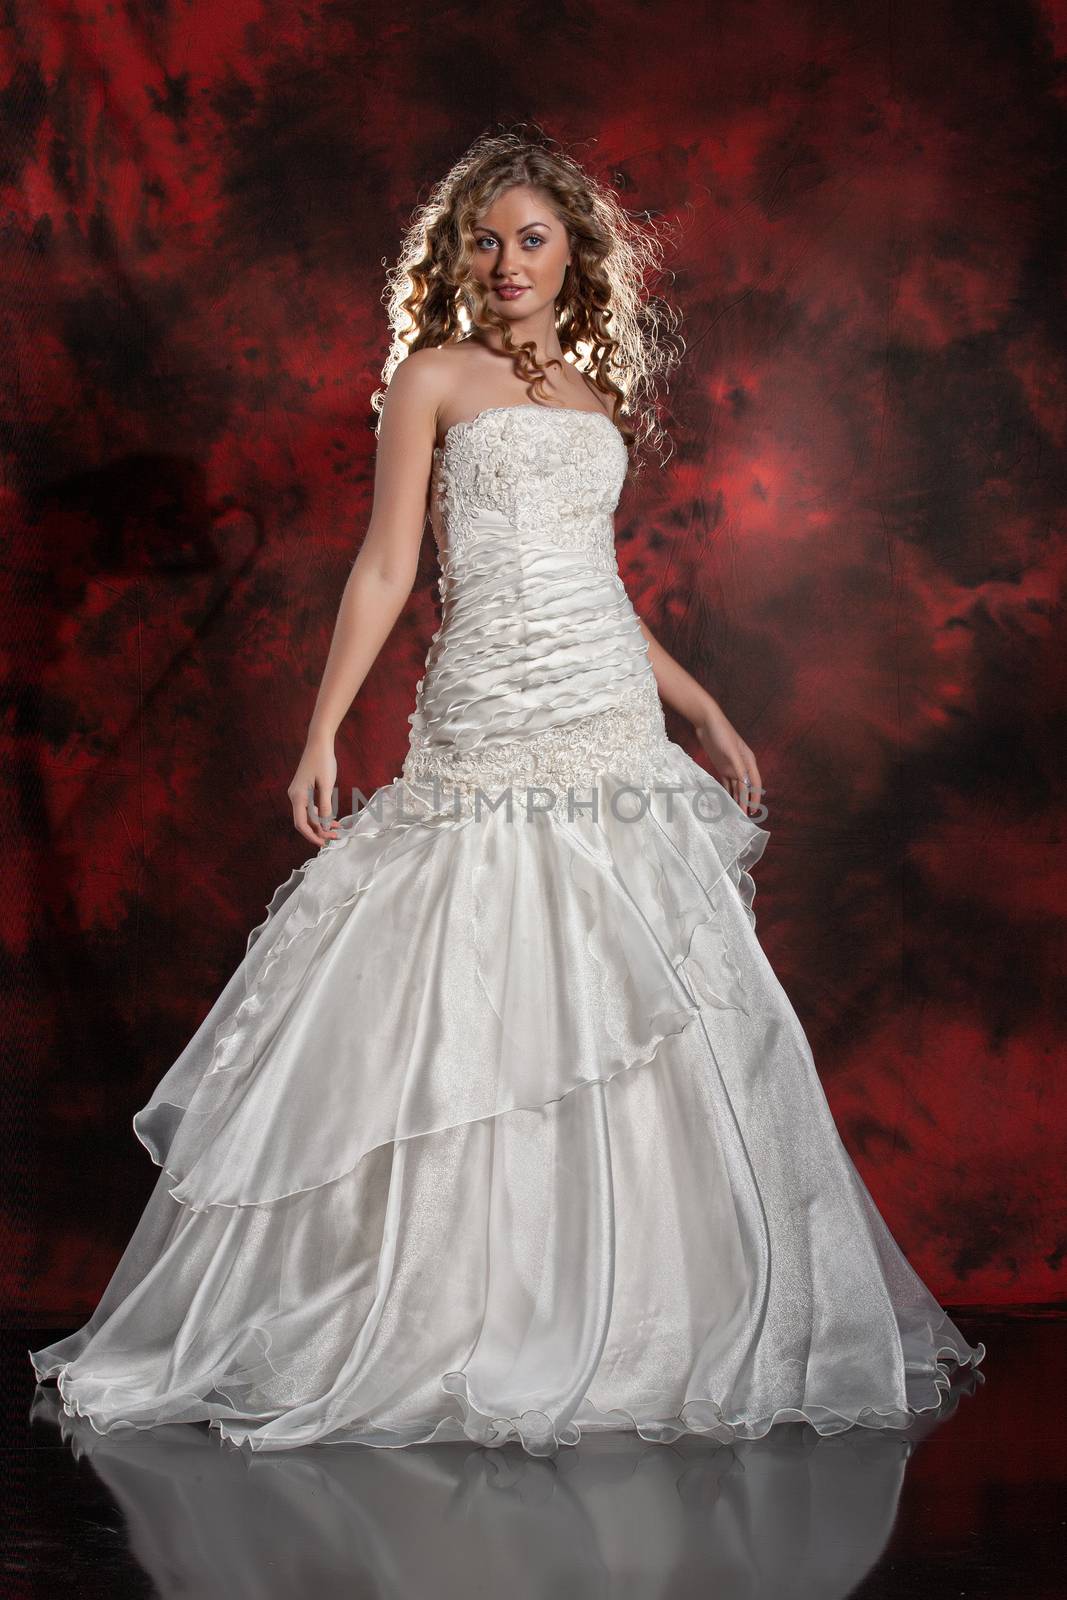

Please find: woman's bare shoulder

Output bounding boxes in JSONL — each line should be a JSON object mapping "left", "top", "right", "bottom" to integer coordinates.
{"left": 387, "top": 343, "right": 480, "bottom": 424}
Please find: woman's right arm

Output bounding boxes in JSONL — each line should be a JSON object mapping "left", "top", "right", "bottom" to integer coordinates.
{"left": 288, "top": 352, "right": 443, "bottom": 846}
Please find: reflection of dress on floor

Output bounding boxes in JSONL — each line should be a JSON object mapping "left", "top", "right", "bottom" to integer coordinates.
{"left": 30, "top": 403, "right": 986, "bottom": 1455}
{"left": 34, "top": 1378, "right": 966, "bottom": 1599}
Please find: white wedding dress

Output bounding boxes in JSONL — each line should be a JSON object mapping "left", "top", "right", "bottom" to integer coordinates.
{"left": 30, "top": 403, "right": 985, "bottom": 1455}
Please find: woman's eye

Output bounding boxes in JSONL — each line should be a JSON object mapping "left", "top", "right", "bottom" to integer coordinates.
{"left": 476, "top": 235, "right": 543, "bottom": 249}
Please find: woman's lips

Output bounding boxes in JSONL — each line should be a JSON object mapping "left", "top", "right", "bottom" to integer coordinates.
{"left": 494, "top": 286, "right": 529, "bottom": 299}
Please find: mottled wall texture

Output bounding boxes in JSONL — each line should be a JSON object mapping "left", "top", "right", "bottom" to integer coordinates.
{"left": 4, "top": 1, "right": 1065, "bottom": 1317}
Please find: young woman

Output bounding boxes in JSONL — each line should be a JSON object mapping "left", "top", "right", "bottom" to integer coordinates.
{"left": 30, "top": 131, "right": 984, "bottom": 1456}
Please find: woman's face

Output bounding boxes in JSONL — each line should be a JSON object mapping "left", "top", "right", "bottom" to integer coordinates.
{"left": 468, "top": 184, "right": 571, "bottom": 320}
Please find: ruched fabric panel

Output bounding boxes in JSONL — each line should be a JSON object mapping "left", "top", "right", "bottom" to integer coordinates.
{"left": 408, "top": 516, "right": 653, "bottom": 757}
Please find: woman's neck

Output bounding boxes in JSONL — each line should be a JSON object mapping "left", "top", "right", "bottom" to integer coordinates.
{"left": 469, "top": 317, "right": 565, "bottom": 368}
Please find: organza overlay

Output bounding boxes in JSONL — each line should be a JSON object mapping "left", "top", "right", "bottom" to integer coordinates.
{"left": 30, "top": 404, "right": 985, "bottom": 1455}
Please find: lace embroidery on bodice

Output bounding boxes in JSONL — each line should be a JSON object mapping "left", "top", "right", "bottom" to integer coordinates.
{"left": 430, "top": 405, "right": 628, "bottom": 575}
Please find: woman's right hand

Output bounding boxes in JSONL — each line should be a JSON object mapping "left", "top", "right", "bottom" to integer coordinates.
{"left": 287, "top": 736, "right": 340, "bottom": 847}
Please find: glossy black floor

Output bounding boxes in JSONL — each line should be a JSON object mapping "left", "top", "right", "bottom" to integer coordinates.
{"left": 6, "top": 1313, "right": 1063, "bottom": 1598}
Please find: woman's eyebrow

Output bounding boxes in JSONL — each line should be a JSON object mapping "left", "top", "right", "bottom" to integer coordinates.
{"left": 474, "top": 221, "right": 552, "bottom": 234}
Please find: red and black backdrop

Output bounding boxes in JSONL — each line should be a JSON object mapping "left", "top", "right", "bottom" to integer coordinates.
{"left": 3, "top": 1, "right": 1064, "bottom": 1320}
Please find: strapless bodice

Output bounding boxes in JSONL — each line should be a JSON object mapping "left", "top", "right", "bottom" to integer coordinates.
{"left": 401, "top": 405, "right": 676, "bottom": 805}
{"left": 428, "top": 404, "right": 629, "bottom": 573}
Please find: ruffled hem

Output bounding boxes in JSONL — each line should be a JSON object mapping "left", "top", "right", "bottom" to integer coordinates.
{"left": 33, "top": 1332, "right": 985, "bottom": 1459}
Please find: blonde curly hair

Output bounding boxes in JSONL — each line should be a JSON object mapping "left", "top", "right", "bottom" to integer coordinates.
{"left": 372, "top": 124, "right": 684, "bottom": 468}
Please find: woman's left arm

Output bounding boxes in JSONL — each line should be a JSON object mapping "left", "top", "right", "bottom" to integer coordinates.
{"left": 638, "top": 618, "right": 765, "bottom": 817}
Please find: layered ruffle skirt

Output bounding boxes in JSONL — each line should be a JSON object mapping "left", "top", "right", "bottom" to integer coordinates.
{"left": 30, "top": 743, "right": 985, "bottom": 1455}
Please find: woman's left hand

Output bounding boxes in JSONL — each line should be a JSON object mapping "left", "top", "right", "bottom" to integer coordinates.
{"left": 693, "top": 701, "right": 765, "bottom": 817}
